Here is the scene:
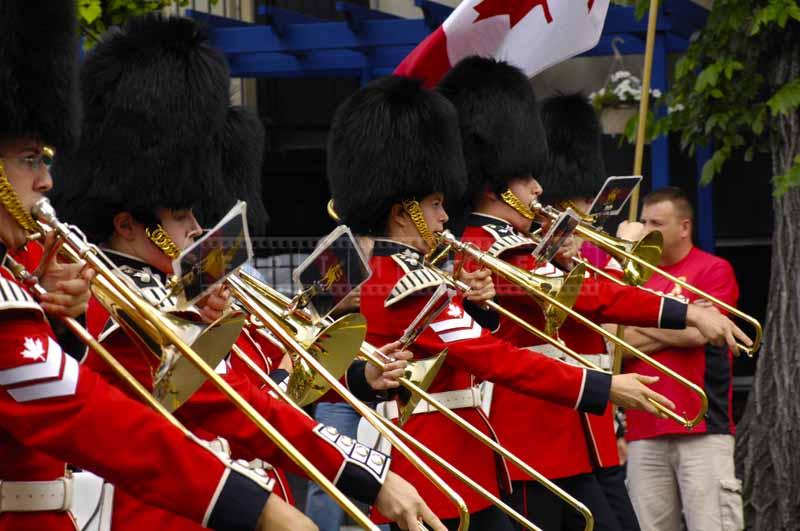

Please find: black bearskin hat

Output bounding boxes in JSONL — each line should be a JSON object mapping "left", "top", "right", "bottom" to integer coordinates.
{"left": 327, "top": 75, "right": 467, "bottom": 236}
{"left": 198, "top": 106, "right": 269, "bottom": 237}
{"left": 539, "top": 93, "right": 606, "bottom": 203}
{"left": 437, "top": 56, "right": 548, "bottom": 202}
{"left": 0, "top": 0, "right": 80, "bottom": 151}
{"left": 52, "top": 13, "right": 231, "bottom": 243}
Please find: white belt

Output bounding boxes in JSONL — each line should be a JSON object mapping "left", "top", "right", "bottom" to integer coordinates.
{"left": 382, "top": 387, "right": 483, "bottom": 420}
{"left": 0, "top": 477, "right": 73, "bottom": 513}
{"left": 527, "top": 344, "right": 613, "bottom": 371}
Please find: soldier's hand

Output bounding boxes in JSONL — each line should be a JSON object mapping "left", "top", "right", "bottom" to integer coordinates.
{"left": 374, "top": 472, "right": 446, "bottom": 531}
{"left": 457, "top": 268, "right": 495, "bottom": 307}
{"left": 554, "top": 235, "right": 580, "bottom": 269}
{"left": 255, "top": 494, "right": 318, "bottom": 531}
{"left": 198, "top": 285, "right": 232, "bottom": 324}
{"left": 366, "top": 341, "right": 412, "bottom": 391}
{"left": 686, "top": 303, "right": 752, "bottom": 353}
{"left": 616, "top": 221, "right": 645, "bottom": 242}
{"left": 609, "top": 373, "right": 675, "bottom": 419}
{"left": 35, "top": 232, "right": 94, "bottom": 318}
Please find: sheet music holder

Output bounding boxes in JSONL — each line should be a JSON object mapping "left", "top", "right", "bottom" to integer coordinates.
{"left": 172, "top": 201, "right": 253, "bottom": 309}
{"left": 292, "top": 225, "right": 372, "bottom": 321}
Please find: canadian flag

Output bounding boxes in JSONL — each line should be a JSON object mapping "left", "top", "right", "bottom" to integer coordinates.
{"left": 395, "top": 0, "right": 610, "bottom": 87}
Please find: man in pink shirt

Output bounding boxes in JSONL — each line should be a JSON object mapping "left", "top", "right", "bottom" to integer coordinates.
{"left": 618, "top": 187, "right": 744, "bottom": 531}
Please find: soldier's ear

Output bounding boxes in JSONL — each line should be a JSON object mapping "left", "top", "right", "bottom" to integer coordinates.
{"left": 112, "top": 212, "right": 136, "bottom": 240}
{"left": 389, "top": 203, "right": 408, "bottom": 231}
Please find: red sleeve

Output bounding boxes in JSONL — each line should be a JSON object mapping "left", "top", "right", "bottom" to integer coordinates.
{"left": 574, "top": 277, "right": 688, "bottom": 329}
{"left": 0, "top": 314, "right": 270, "bottom": 530}
{"left": 464, "top": 248, "right": 687, "bottom": 330}
{"left": 396, "top": 296, "right": 611, "bottom": 414}
{"left": 177, "top": 367, "right": 389, "bottom": 505}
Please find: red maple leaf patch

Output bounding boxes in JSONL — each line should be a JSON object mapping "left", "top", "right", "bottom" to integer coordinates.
{"left": 473, "top": 0, "right": 553, "bottom": 28}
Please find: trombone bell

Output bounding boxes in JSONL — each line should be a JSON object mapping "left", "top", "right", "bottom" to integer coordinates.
{"left": 396, "top": 350, "right": 448, "bottom": 427}
{"left": 538, "top": 263, "right": 586, "bottom": 336}
{"left": 92, "top": 279, "right": 246, "bottom": 412}
{"left": 287, "top": 313, "right": 367, "bottom": 407}
{"left": 613, "top": 231, "right": 663, "bottom": 286}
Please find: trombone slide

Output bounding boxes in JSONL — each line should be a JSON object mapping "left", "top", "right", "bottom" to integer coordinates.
{"left": 438, "top": 231, "right": 708, "bottom": 429}
{"left": 237, "top": 272, "right": 594, "bottom": 531}
{"left": 32, "top": 199, "right": 381, "bottom": 531}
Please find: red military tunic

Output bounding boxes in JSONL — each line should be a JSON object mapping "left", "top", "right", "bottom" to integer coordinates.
{"left": 0, "top": 244, "right": 271, "bottom": 531}
{"left": 82, "top": 251, "right": 390, "bottom": 529}
{"left": 459, "top": 214, "right": 688, "bottom": 480}
{"left": 362, "top": 239, "right": 612, "bottom": 520}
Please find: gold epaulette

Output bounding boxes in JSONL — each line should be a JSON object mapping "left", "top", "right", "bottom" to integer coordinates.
{"left": 480, "top": 223, "right": 535, "bottom": 257}
{"left": 385, "top": 250, "right": 444, "bottom": 307}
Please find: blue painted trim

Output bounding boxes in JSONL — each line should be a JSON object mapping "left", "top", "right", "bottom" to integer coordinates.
{"left": 414, "top": 0, "right": 452, "bottom": 29}
{"left": 695, "top": 145, "right": 715, "bottom": 252}
{"left": 337, "top": 2, "right": 401, "bottom": 34}
{"left": 188, "top": 10, "right": 255, "bottom": 28}
{"left": 205, "top": 18, "right": 431, "bottom": 55}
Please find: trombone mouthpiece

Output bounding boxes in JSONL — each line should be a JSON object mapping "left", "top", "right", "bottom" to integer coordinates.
{"left": 436, "top": 230, "right": 458, "bottom": 246}
{"left": 32, "top": 197, "right": 56, "bottom": 225}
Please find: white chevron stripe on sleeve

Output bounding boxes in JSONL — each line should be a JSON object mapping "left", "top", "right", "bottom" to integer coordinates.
{"left": 438, "top": 321, "right": 482, "bottom": 343}
{"left": 8, "top": 355, "right": 79, "bottom": 402}
{"left": 429, "top": 314, "right": 473, "bottom": 333}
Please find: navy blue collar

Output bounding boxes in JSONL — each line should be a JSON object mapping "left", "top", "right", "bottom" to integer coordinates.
{"left": 371, "top": 239, "right": 423, "bottom": 257}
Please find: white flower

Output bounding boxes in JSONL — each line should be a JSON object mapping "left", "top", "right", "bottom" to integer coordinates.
{"left": 652, "top": 89, "right": 662, "bottom": 98}
{"left": 667, "top": 103, "right": 686, "bottom": 114}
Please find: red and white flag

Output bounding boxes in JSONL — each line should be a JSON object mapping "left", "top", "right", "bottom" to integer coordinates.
{"left": 395, "top": 0, "right": 610, "bottom": 86}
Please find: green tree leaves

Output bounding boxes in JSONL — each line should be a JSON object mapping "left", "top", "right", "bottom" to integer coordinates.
{"left": 76, "top": 1, "right": 217, "bottom": 47}
{"left": 632, "top": 0, "right": 800, "bottom": 195}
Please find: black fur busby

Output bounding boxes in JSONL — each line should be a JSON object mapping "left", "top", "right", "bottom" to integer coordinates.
{"left": 0, "top": 0, "right": 80, "bottom": 150}
{"left": 52, "top": 13, "right": 231, "bottom": 243}
{"left": 327, "top": 76, "right": 467, "bottom": 236}
{"left": 437, "top": 56, "right": 548, "bottom": 202}
{"left": 198, "top": 106, "right": 269, "bottom": 236}
{"left": 539, "top": 93, "right": 606, "bottom": 203}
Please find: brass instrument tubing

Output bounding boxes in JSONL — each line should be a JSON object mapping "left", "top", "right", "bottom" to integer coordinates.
{"left": 440, "top": 232, "right": 708, "bottom": 429}
{"left": 233, "top": 346, "right": 531, "bottom": 531}
{"left": 237, "top": 273, "right": 592, "bottom": 531}
{"left": 358, "top": 344, "right": 594, "bottom": 531}
{"left": 228, "top": 275, "right": 471, "bottom": 531}
{"left": 33, "top": 200, "right": 379, "bottom": 531}
{"left": 572, "top": 223, "right": 762, "bottom": 356}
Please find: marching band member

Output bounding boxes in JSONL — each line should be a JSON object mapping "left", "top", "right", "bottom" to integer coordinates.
{"left": 326, "top": 74, "right": 677, "bottom": 531}
{"left": 537, "top": 92, "right": 643, "bottom": 531}
{"left": 437, "top": 57, "right": 750, "bottom": 531}
{"left": 0, "top": 2, "right": 295, "bottom": 529}
{"left": 52, "top": 13, "right": 442, "bottom": 531}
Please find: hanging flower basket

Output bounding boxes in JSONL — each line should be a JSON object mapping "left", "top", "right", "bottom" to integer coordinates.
{"left": 600, "top": 106, "right": 638, "bottom": 135}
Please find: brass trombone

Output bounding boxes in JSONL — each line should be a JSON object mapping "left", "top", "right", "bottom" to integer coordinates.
{"left": 236, "top": 271, "right": 596, "bottom": 531}
{"left": 533, "top": 202, "right": 762, "bottom": 356}
{"left": 231, "top": 342, "right": 540, "bottom": 531}
{"left": 29, "top": 198, "right": 383, "bottom": 531}
{"left": 527, "top": 226, "right": 664, "bottom": 288}
{"left": 436, "top": 230, "right": 709, "bottom": 429}
{"left": 2, "top": 259, "right": 278, "bottom": 492}
{"left": 226, "top": 274, "right": 471, "bottom": 531}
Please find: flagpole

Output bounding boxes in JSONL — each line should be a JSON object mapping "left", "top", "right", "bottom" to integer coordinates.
{"left": 627, "top": 0, "right": 660, "bottom": 222}
{"left": 613, "top": 0, "right": 660, "bottom": 377}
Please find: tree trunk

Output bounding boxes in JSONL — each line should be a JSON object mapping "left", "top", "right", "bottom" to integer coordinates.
{"left": 735, "top": 24, "right": 800, "bottom": 531}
